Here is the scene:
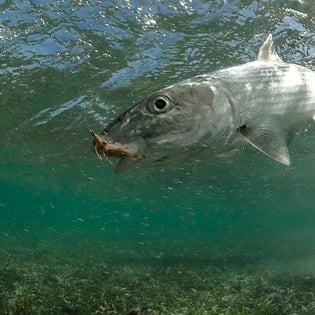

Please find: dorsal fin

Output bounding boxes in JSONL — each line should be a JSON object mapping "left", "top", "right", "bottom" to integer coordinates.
{"left": 257, "top": 34, "right": 283, "bottom": 62}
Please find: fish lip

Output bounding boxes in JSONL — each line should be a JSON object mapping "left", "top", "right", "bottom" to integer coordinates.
{"left": 90, "top": 130, "right": 144, "bottom": 161}
{"left": 153, "top": 155, "right": 169, "bottom": 162}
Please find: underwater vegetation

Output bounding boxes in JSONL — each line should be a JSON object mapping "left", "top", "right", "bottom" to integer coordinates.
{"left": 1, "top": 240, "right": 315, "bottom": 315}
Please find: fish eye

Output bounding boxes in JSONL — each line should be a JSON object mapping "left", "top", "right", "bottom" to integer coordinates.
{"left": 149, "top": 95, "right": 172, "bottom": 114}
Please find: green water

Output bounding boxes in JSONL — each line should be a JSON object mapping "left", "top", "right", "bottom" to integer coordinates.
{"left": 1, "top": 1, "right": 315, "bottom": 314}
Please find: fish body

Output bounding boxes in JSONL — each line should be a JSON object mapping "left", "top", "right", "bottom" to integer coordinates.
{"left": 100, "top": 35, "right": 315, "bottom": 171}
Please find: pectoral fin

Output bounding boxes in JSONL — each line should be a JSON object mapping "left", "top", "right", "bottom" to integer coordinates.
{"left": 237, "top": 117, "right": 290, "bottom": 166}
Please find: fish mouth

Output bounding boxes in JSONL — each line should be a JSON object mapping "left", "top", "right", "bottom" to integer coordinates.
{"left": 90, "top": 131, "right": 144, "bottom": 172}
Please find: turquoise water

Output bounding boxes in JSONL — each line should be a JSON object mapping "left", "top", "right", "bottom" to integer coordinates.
{"left": 2, "top": 1, "right": 315, "bottom": 314}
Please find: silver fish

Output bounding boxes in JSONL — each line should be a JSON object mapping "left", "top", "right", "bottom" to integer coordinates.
{"left": 100, "top": 34, "right": 315, "bottom": 172}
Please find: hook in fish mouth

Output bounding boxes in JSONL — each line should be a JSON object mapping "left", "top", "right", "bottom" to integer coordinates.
{"left": 90, "top": 131, "right": 144, "bottom": 170}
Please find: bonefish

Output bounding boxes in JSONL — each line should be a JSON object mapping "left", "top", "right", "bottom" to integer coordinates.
{"left": 93, "top": 34, "right": 315, "bottom": 172}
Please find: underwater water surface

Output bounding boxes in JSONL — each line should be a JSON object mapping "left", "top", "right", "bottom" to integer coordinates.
{"left": 1, "top": 0, "right": 315, "bottom": 314}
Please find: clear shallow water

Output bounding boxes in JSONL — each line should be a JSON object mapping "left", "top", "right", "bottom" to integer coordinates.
{"left": 1, "top": 0, "right": 315, "bottom": 314}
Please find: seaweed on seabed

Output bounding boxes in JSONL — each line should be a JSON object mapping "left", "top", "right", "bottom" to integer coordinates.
{"left": 3, "top": 295, "right": 32, "bottom": 315}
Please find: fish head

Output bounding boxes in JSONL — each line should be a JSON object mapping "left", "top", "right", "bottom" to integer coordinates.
{"left": 102, "top": 78, "right": 234, "bottom": 170}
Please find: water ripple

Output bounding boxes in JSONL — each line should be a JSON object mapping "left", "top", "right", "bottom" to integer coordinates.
{"left": 0, "top": 0, "right": 315, "bottom": 177}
